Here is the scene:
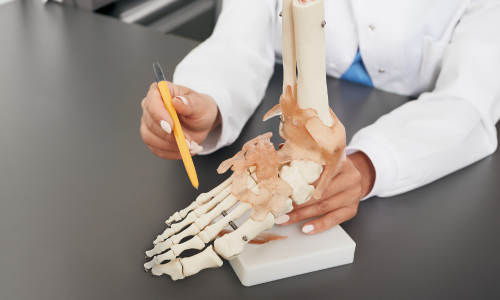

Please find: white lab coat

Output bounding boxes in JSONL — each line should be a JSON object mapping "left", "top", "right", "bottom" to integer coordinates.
{"left": 173, "top": 0, "right": 500, "bottom": 199}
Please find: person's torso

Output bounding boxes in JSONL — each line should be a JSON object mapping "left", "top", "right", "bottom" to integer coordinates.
{"left": 273, "top": 0, "right": 472, "bottom": 96}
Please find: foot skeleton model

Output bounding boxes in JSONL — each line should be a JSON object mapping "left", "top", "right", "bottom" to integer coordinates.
{"left": 144, "top": 0, "right": 347, "bottom": 281}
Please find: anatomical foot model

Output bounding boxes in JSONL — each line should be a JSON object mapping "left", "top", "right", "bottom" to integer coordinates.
{"left": 143, "top": 0, "right": 346, "bottom": 281}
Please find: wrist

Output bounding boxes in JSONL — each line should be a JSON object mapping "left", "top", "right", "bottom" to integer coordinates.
{"left": 348, "top": 152, "right": 376, "bottom": 198}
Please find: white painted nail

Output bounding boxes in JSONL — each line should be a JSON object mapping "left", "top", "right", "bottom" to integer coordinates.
{"left": 176, "top": 96, "right": 189, "bottom": 106}
{"left": 302, "top": 225, "right": 314, "bottom": 233}
{"left": 190, "top": 141, "right": 199, "bottom": 150}
{"left": 275, "top": 214, "right": 289, "bottom": 225}
{"left": 185, "top": 139, "right": 190, "bottom": 148}
{"left": 160, "top": 120, "right": 171, "bottom": 134}
{"left": 190, "top": 146, "right": 203, "bottom": 155}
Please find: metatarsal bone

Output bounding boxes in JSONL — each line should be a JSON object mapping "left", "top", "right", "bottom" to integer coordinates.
{"left": 179, "top": 201, "right": 200, "bottom": 218}
{"left": 193, "top": 185, "right": 232, "bottom": 217}
{"left": 171, "top": 235, "right": 205, "bottom": 257}
{"left": 195, "top": 175, "right": 233, "bottom": 205}
{"left": 144, "top": 250, "right": 175, "bottom": 270}
{"left": 146, "top": 239, "right": 173, "bottom": 257}
{"left": 214, "top": 212, "right": 275, "bottom": 260}
{"left": 197, "top": 183, "right": 261, "bottom": 243}
{"left": 170, "top": 224, "right": 200, "bottom": 245}
{"left": 195, "top": 177, "right": 257, "bottom": 230}
{"left": 180, "top": 246, "right": 223, "bottom": 277}
{"left": 171, "top": 211, "right": 197, "bottom": 233}
{"left": 152, "top": 258, "right": 185, "bottom": 280}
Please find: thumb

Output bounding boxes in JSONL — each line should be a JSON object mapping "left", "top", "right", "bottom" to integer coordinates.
{"left": 172, "top": 94, "right": 209, "bottom": 120}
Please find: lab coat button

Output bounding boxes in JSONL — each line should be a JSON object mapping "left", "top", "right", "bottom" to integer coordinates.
{"left": 379, "top": 68, "right": 385, "bottom": 73}
{"left": 368, "top": 24, "right": 375, "bottom": 30}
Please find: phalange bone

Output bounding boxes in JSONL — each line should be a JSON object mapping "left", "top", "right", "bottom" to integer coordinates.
{"left": 170, "top": 224, "right": 200, "bottom": 245}
{"left": 144, "top": 250, "right": 175, "bottom": 270}
{"left": 290, "top": 159, "right": 323, "bottom": 184}
{"left": 195, "top": 175, "right": 233, "bottom": 205}
{"left": 171, "top": 235, "right": 205, "bottom": 257}
{"left": 214, "top": 212, "right": 275, "bottom": 260}
{"left": 165, "top": 211, "right": 182, "bottom": 225}
{"left": 146, "top": 239, "right": 173, "bottom": 257}
{"left": 273, "top": 198, "right": 294, "bottom": 218}
{"left": 180, "top": 246, "right": 223, "bottom": 277}
{"left": 171, "top": 211, "right": 197, "bottom": 233}
{"left": 195, "top": 177, "right": 256, "bottom": 230}
{"left": 280, "top": 164, "right": 315, "bottom": 205}
{"left": 198, "top": 202, "right": 253, "bottom": 243}
{"left": 153, "top": 228, "right": 175, "bottom": 245}
{"left": 179, "top": 201, "right": 200, "bottom": 218}
{"left": 151, "top": 258, "right": 185, "bottom": 281}
{"left": 193, "top": 185, "right": 232, "bottom": 217}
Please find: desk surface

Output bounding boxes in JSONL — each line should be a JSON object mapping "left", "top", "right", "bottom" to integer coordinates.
{"left": 1, "top": 1, "right": 500, "bottom": 299}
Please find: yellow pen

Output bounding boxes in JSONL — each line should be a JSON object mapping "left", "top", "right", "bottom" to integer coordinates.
{"left": 153, "top": 62, "right": 199, "bottom": 189}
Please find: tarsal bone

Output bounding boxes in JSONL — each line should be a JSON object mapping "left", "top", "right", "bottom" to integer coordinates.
{"left": 273, "top": 198, "right": 294, "bottom": 218}
{"left": 214, "top": 212, "right": 275, "bottom": 260}
{"left": 280, "top": 160, "right": 322, "bottom": 205}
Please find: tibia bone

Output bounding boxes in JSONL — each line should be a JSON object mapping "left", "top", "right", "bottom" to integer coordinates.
{"left": 171, "top": 211, "right": 197, "bottom": 233}
{"left": 179, "top": 201, "right": 200, "bottom": 218}
{"left": 195, "top": 176, "right": 257, "bottom": 230}
{"left": 171, "top": 235, "right": 205, "bottom": 257}
{"left": 152, "top": 258, "right": 185, "bottom": 280}
{"left": 170, "top": 223, "right": 200, "bottom": 245}
{"left": 273, "top": 198, "right": 294, "bottom": 218}
{"left": 144, "top": 250, "right": 175, "bottom": 270}
{"left": 198, "top": 202, "right": 253, "bottom": 243}
{"left": 195, "top": 175, "right": 233, "bottom": 205}
{"left": 214, "top": 212, "right": 275, "bottom": 260}
{"left": 153, "top": 228, "right": 175, "bottom": 245}
{"left": 146, "top": 239, "right": 173, "bottom": 257}
{"left": 180, "top": 245, "right": 223, "bottom": 277}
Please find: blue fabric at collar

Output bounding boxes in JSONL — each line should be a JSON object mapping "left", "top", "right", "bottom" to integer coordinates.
{"left": 340, "top": 50, "right": 374, "bottom": 87}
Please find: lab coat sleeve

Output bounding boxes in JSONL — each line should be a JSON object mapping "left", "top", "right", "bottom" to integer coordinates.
{"left": 173, "top": 0, "right": 277, "bottom": 154}
{"left": 347, "top": 2, "right": 500, "bottom": 199}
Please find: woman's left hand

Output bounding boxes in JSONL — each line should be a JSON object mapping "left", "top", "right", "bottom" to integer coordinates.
{"left": 274, "top": 152, "right": 375, "bottom": 234}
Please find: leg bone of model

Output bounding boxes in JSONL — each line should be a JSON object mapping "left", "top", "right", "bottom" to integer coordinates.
{"left": 151, "top": 245, "right": 223, "bottom": 279}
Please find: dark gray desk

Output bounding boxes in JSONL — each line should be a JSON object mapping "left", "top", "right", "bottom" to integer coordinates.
{"left": 1, "top": 1, "right": 499, "bottom": 299}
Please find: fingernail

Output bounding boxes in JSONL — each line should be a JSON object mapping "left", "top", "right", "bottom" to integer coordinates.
{"left": 160, "top": 120, "right": 171, "bottom": 134}
{"left": 302, "top": 225, "right": 314, "bottom": 233}
{"left": 185, "top": 139, "right": 190, "bottom": 148}
{"left": 275, "top": 214, "right": 289, "bottom": 225}
{"left": 190, "top": 146, "right": 203, "bottom": 155}
{"left": 190, "top": 141, "right": 199, "bottom": 150}
{"left": 176, "top": 96, "right": 189, "bottom": 106}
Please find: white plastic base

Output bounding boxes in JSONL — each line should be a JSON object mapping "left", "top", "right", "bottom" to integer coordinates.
{"left": 228, "top": 219, "right": 356, "bottom": 286}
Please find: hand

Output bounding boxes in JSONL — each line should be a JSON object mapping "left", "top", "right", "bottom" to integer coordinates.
{"left": 140, "top": 82, "right": 221, "bottom": 160}
{"left": 275, "top": 152, "right": 376, "bottom": 234}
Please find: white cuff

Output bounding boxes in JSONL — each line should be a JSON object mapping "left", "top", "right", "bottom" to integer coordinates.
{"left": 185, "top": 84, "right": 233, "bottom": 155}
{"left": 346, "top": 137, "right": 397, "bottom": 200}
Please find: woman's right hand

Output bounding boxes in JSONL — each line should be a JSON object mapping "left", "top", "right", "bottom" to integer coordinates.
{"left": 140, "top": 82, "right": 221, "bottom": 160}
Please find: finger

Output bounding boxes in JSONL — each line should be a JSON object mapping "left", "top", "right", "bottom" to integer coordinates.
{"left": 142, "top": 118, "right": 202, "bottom": 153}
{"left": 278, "top": 189, "right": 353, "bottom": 225}
{"left": 146, "top": 82, "right": 174, "bottom": 132}
{"left": 148, "top": 146, "right": 182, "bottom": 160}
{"left": 301, "top": 205, "right": 358, "bottom": 234}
